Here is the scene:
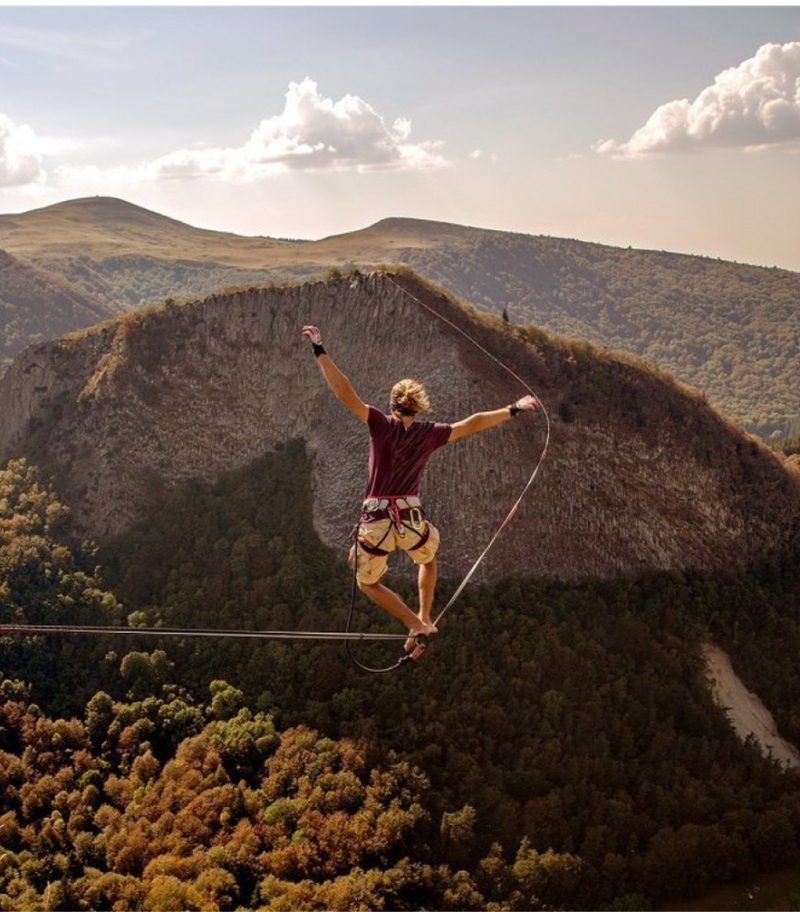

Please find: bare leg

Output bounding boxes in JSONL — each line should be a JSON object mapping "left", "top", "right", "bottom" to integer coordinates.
{"left": 418, "top": 558, "right": 438, "bottom": 627}
{"left": 397, "top": 558, "right": 440, "bottom": 652}
{"left": 358, "top": 579, "right": 435, "bottom": 636}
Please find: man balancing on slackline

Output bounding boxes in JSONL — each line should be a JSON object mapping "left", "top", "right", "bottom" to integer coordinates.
{"left": 302, "top": 324, "right": 539, "bottom": 649}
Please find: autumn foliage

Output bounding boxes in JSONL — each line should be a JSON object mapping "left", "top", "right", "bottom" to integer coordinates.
{"left": 4, "top": 456, "right": 800, "bottom": 909}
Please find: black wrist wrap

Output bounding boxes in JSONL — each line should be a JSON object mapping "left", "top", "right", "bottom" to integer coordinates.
{"left": 312, "top": 343, "right": 326, "bottom": 358}
{"left": 509, "top": 403, "right": 521, "bottom": 417}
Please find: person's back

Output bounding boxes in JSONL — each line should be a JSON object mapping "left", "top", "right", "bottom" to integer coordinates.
{"left": 365, "top": 403, "right": 452, "bottom": 498}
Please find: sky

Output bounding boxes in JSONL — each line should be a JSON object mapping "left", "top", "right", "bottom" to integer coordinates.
{"left": 1, "top": 5, "right": 800, "bottom": 270}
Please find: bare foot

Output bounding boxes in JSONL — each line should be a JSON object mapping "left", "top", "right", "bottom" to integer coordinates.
{"left": 405, "top": 621, "right": 437, "bottom": 652}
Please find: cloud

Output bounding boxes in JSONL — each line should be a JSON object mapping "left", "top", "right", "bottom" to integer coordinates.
{"left": 0, "top": 111, "right": 77, "bottom": 189}
{"left": 595, "top": 41, "right": 800, "bottom": 158}
{"left": 469, "top": 149, "right": 498, "bottom": 162}
{"left": 60, "top": 77, "right": 448, "bottom": 189}
{"left": 243, "top": 78, "right": 446, "bottom": 173}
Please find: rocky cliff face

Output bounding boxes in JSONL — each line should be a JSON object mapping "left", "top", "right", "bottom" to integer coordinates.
{"left": 1, "top": 270, "right": 798, "bottom": 581}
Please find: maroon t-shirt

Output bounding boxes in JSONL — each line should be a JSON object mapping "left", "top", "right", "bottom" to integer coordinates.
{"left": 365, "top": 406, "right": 452, "bottom": 497}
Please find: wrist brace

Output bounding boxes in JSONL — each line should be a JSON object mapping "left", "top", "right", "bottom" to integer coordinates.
{"left": 312, "top": 343, "right": 326, "bottom": 358}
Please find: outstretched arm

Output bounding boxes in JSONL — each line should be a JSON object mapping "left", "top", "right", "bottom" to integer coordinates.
{"left": 449, "top": 395, "right": 539, "bottom": 442}
{"left": 301, "top": 325, "right": 369, "bottom": 423}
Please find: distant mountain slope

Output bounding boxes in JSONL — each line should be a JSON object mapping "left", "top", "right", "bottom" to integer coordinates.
{"left": 324, "top": 218, "right": 800, "bottom": 436}
{"left": 0, "top": 196, "right": 295, "bottom": 263}
{"left": 1, "top": 199, "right": 798, "bottom": 435}
{"left": 1, "top": 270, "right": 797, "bottom": 582}
{"left": 386, "top": 223, "right": 800, "bottom": 437}
{"left": 0, "top": 249, "right": 117, "bottom": 371}
{"left": 0, "top": 198, "right": 315, "bottom": 357}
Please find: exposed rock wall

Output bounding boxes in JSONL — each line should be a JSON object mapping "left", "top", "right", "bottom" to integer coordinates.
{"left": 1, "top": 271, "right": 798, "bottom": 581}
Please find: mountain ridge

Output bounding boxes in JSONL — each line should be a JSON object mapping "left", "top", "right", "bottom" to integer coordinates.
{"left": 1, "top": 269, "right": 797, "bottom": 582}
{"left": 2, "top": 196, "right": 798, "bottom": 435}
{"left": 0, "top": 196, "right": 292, "bottom": 263}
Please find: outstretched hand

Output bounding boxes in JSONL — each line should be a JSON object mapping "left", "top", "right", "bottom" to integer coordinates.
{"left": 301, "top": 325, "right": 322, "bottom": 346}
{"left": 512, "top": 394, "right": 540, "bottom": 413}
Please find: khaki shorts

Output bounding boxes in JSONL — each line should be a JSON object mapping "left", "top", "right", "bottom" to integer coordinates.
{"left": 350, "top": 519, "right": 441, "bottom": 585}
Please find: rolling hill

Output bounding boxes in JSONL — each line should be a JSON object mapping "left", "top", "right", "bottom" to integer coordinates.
{"left": 1, "top": 197, "right": 798, "bottom": 435}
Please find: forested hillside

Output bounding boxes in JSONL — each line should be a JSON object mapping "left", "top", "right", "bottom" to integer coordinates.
{"left": 0, "top": 250, "right": 117, "bottom": 373}
{"left": 392, "top": 225, "right": 800, "bottom": 435}
{"left": 3, "top": 453, "right": 800, "bottom": 910}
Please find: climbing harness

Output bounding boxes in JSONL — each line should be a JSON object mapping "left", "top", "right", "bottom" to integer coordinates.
{"left": 359, "top": 495, "right": 429, "bottom": 545}
{"left": 345, "top": 496, "right": 434, "bottom": 674}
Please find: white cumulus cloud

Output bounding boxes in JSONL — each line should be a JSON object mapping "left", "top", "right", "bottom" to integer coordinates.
{"left": 595, "top": 41, "right": 800, "bottom": 158}
{"left": 0, "top": 111, "right": 76, "bottom": 189}
{"left": 242, "top": 78, "right": 446, "bottom": 173}
{"left": 60, "top": 77, "right": 448, "bottom": 188}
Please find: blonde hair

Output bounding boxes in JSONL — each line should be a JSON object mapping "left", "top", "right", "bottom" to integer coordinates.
{"left": 390, "top": 378, "right": 431, "bottom": 415}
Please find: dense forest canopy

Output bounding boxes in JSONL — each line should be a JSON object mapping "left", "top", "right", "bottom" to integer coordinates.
{"left": 3, "top": 451, "right": 800, "bottom": 909}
